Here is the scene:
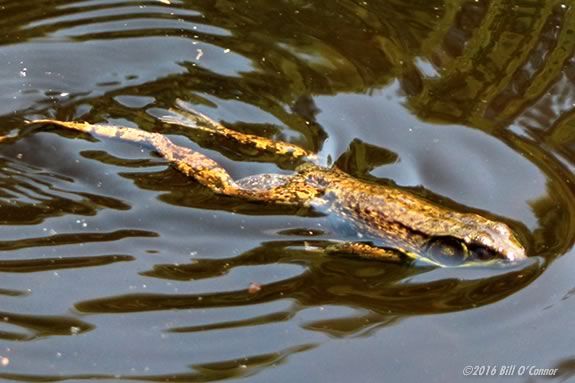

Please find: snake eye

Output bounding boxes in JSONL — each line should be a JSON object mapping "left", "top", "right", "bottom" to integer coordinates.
{"left": 425, "top": 237, "right": 469, "bottom": 267}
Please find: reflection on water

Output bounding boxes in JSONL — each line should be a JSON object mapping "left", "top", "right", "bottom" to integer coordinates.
{"left": 78, "top": 240, "right": 542, "bottom": 319}
{"left": 0, "top": 0, "right": 574, "bottom": 381}
{"left": 0, "top": 311, "right": 93, "bottom": 341}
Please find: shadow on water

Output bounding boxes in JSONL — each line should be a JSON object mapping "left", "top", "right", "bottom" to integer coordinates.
{"left": 0, "top": 0, "right": 574, "bottom": 380}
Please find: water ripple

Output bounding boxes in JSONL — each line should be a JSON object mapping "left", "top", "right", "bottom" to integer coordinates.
{"left": 1, "top": 0, "right": 574, "bottom": 380}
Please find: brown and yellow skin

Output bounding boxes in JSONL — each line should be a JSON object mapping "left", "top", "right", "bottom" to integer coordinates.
{"left": 25, "top": 100, "right": 527, "bottom": 267}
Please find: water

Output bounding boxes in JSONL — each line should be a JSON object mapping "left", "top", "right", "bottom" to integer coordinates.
{"left": 0, "top": 0, "right": 574, "bottom": 381}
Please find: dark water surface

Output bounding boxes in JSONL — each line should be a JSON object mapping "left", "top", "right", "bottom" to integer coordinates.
{"left": 0, "top": 0, "right": 574, "bottom": 381}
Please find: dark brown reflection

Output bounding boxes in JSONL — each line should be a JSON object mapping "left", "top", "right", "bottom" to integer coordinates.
{"left": 274, "top": 228, "right": 326, "bottom": 237}
{"left": 0, "top": 230, "right": 157, "bottom": 251}
{"left": 0, "top": 288, "right": 28, "bottom": 297}
{"left": 548, "top": 357, "right": 575, "bottom": 381}
{"left": 411, "top": 1, "right": 573, "bottom": 126}
{"left": 334, "top": 138, "right": 399, "bottom": 180}
{"left": 0, "top": 254, "right": 133, "bottom": 273}
{"left": 76, "top": 240, "right": 541, "bottom": 338}
{"left": 502, "top": 133, "right": 575, "bottom": 260}
{"left": 0, "top": 156, "right": 130, "bottom": 225}
{"left": 168, "top": 309, "right": 296, "bottom": 334}
{"left": 0, "top": 310, "right": 93, "bottom": 341}
{"left": 0, "top": 343, "right": 314, "bottom": 382}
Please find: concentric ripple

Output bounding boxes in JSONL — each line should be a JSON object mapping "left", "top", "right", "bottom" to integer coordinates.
{"left": 0, "top": 0, "right": 574, "bottom": 381}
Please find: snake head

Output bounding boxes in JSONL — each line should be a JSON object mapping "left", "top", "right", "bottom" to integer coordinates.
{"left": 422, "top": 218, "right": 527, "bottom": 267}
{"left": 462, "top": 221, "right": 527, "bottom": 263}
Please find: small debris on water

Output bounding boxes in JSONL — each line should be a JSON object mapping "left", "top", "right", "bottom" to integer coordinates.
{"left": 248, "top": 282, "right": 261, "bottom": 294}
{"left": 303, "top": 241, "right": 315, "bottom": 251}
{"left": 0, "top": 356, "right": 9, "bottom": 366}
{"left": 75, "top": 219, "right": 88, "bottom": 228}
